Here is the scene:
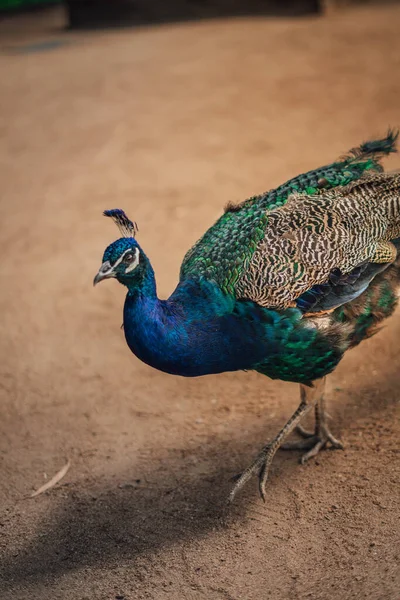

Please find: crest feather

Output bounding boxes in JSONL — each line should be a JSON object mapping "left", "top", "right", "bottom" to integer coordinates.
{"left": 103, "top": 209, "right": 138, "bottom": 238}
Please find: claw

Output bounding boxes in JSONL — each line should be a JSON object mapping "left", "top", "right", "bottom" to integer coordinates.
{"left": 282, "top": 430, "right": 343, "bottom": 463}
{"left": 325, "top": 432, "right": 344, "bottom": 449}
{"left": 300, "top": 439, "right": 325, "bottom": 463}
{"left": 258, "top": 464, "right": 268, "bottom": 503}
{"left": 228, "top": 454, "right": 265, "bottom": 504}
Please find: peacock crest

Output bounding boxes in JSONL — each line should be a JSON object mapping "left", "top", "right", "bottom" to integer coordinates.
{"left": 103, "top": 209, "right": 139, "bottom": 238}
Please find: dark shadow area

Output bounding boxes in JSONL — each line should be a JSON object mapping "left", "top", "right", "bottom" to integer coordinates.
{"left": 0, "top": 430, "right": 273, "bottom": 586}
{"left": 1, "top": 367, "right": 399, "bottom": 590}
{"left": 65, "top": 0, "right": 321, "bottom": 30}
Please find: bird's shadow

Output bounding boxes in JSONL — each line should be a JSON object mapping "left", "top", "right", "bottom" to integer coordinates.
{"left": 0, "top": 426, "right": 287, "bottom": 586}
{"left": 1, "top": 366, "right": 399, "bottom": 588}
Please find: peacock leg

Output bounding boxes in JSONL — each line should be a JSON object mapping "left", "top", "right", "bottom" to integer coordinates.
{"left": 228, "top": 379, "right": 325, "bottom": 503}
{"left": 289, "top": 402, "right": 322, "bottom": 441}
{"left": 284, "top": 378, "right": 328, "bottom": 440}
{"left": 281, "top": 377, "right": 343, "bottom": 462}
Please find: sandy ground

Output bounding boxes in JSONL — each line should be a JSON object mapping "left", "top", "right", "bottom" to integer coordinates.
{"left": 1, "top": 4, "right": 400, "bottom": 599}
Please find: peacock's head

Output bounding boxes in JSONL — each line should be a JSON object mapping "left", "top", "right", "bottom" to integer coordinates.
{"left": 94, "top": 209, "right": 147, "bottom": 289}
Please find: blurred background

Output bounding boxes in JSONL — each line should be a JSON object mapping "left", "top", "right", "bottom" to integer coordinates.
{"left": 1, "top": 0, "right": 398, "bottom": 28}
{"left": 1, "top": 1, "right": 399, "bottom": 599}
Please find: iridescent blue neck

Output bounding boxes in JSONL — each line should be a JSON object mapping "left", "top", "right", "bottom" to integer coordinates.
{"left": 122, "top": 268, "right": 268, "bottom": 377}
{"left": 124, "top": 259, "right": 158, "bottom": 300}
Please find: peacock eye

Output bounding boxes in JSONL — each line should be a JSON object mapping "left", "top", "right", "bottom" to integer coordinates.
{"left": 123, "top": 252, "right": 134, "bottom": 263}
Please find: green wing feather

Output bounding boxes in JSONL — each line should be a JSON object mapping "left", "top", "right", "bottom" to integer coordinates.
{"left": 180, "top": 131, "right": 398, "bottom": 301}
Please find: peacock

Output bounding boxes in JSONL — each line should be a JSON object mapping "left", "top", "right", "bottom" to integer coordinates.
{"left": 94, "top": 130, "right": 400, "bottom": 502}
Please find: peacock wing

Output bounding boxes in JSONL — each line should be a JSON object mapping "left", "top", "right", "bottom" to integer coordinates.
{"left": 236, "top": 173, "right": 400, "bottom": 313}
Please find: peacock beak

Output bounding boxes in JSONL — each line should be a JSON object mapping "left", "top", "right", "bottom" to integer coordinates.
{"left": 93, "top": 261, "right": 115, "bottom": 286}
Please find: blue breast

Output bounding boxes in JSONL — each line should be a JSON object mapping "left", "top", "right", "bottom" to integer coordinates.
{"left": 122, "top": 279, "right": 271, "bottom": 377}
{"left": 122, "top": 278, "right": 343, "bottom": 383}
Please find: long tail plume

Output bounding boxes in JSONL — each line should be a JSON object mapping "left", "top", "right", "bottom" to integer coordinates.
{"left": 339, "top": 128, "right": 398, "bottom": 168}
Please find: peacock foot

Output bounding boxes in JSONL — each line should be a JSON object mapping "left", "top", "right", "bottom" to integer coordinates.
{"left": 228, "top": 443, "right": 280, "bottom": 505}
{"left": 227, "top": 379, "right": 329, "bottom": 504}
{"left": 281, "top": 422, "right": 343, "bottom": 464}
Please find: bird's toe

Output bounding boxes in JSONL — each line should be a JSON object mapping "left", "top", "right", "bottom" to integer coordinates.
{"left": 295, "top": 424, "right": 315, "bottom": 439}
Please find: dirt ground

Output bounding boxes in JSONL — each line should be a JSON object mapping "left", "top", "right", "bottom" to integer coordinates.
{"left": 1, "top": 4, "right": 400, "bottom": 599}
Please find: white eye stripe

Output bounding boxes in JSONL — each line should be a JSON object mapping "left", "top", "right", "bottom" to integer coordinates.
{"left": 125, "top": 248, "right": 140, "bottom": 273}
{"left": 109, "top": 247, "right": 139, "bottom": 271}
